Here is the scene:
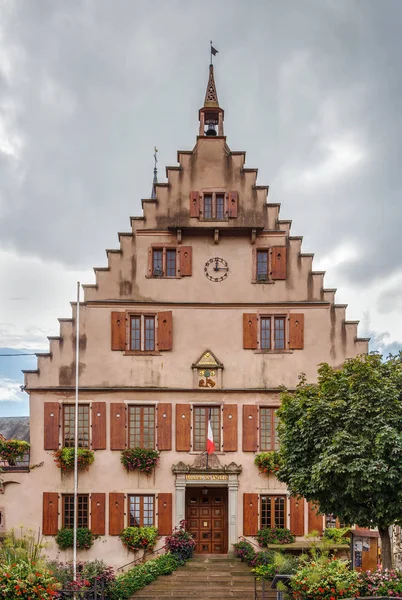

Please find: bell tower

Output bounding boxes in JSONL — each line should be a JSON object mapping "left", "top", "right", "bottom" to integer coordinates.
{"left": 199, "top": 64, "right": 224, "bottom": 137}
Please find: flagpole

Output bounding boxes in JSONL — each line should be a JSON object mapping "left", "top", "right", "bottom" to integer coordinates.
{"left": 73, "top": 282, "right": 80, "bottom": 584}
{"left": 210, "top": 40, "right": 212, "bottom": 65}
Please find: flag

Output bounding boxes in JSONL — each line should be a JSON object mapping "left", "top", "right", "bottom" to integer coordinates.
{"left": 207, "top": 411, "right": 215, "bottom": 454}
{"left": 211, "top": 45, "right": 218, "bottom": 56}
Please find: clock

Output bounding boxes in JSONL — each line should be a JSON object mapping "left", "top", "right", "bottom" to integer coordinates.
{"left": 204, "top": 257, "right": 229, "bottom": 282}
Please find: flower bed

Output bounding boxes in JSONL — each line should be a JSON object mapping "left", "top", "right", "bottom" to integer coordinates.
{"left": 164, "top": 520, "right": 196, "bottom": 561}
{"left": 120, "top": 447, "right": 160, "bottom": 474}
{"left": 53, "top": 447, "right": 94, "bottom": 471}
{"left": 291, "top": 555, "right": 361, "bottom": 600}
{"left": 359, "top": 568, "right": 402, "bottom": 598}
{"left": 0, "top": 560, "right": 60, "bottom": 599}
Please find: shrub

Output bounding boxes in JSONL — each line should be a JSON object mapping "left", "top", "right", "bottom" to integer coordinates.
{"left": 323, "top": 527, "right": 350, "bottom": 545}
{"left": 47, "top": 559, "right": 115, "bottom": 595}
{"left": 257, "top": 527, "right": 295, "bottom": 546}
{"left": 254, "top": 451, "right": 281, "bottom": 475}
{"left": 55, "top": 528, "right": 95, "bottom": 550}
{"left": 0, "top": 560, "right": 60, "bottom": 599}
{"left": 53, "top": 447, "right": 94, "bottom": 471}
{"left": 0, "top": 439, "right": 30, "bottom": 465}
{"left": 108, "top": 552, "right": 181, "bottom": 600}
{"left": 291, "top": 554, "right": 360, "bottom": 600}
{"left": 120, "top": 448, "right": 160, "bottom": 474}
{"left": 358, "top": 567, "right": 402, "bottom": 597}
{"left": 233, "top": 540, "right": 256, "bottom": 564}
{"left": 252, "top": 551, "right": 300, "bottom": 581}
{"left": 120, "top": 526, "right": 158, "bottom": 554}
{"left": 164, "top": 520, "right": 196, "bottom": 561}
{"left": 0, "top": 528, "right": 47, "bottom": 565}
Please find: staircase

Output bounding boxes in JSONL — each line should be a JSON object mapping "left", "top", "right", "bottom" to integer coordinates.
{"left": 130, "top": 555, "right": 277, "bottom": 599}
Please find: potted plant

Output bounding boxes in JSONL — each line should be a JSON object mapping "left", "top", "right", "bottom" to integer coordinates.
{"left": 53, "top": 448, "right": 95, "bottom": 471}
{"left": 120, "top": 526, "right": 158, "bottom": 560}
{"left": 0, "top": 440, "right": 30, "bottom": 466}
{"left": 164, "top": 520, "right": 196, "bottom": 562}
{"left": 120, "top": 448, "right": 159, "bottom": 475}
{"left": 254, "top": 451, "right": 281, "bottom": 475}
{"left": 55, "top": 527, "right": 96, "bottom": 550}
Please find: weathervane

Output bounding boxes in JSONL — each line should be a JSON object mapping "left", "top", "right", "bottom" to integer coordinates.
{"left": 210, "top": 40, "right": 218, "bottom": 66}
{"left": 151, "top": 146, "right": 158, "bottom": 199}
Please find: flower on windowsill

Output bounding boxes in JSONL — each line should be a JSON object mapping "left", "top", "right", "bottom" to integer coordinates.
{"left": 53, "top": 448, "right": 95, "bottom": 471}
{"left": 254, "top": 451, "right": 281, "bottom": 475}
{"left": 120, "top": 448, "right": 160, "bottom": 474}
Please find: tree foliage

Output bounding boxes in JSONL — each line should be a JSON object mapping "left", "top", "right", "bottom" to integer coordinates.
{"left": 277, "top": 353, "right": 402, "bottom": 567}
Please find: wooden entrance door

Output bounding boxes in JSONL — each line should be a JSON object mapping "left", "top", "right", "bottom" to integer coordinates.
{"left": 186, "top": 487, "right": 228, "bottom": 554}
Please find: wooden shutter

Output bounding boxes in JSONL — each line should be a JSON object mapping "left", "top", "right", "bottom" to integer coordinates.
{"left": 158, "top": 493, "right": 173, "bottom": 535}
{"left": 290, "top": 497, "right": 305, "bottom": 536}
{"left": 44, "top": 402, "right": 59, "bottom": 450}
{"left": 110, "top": 403, "right": 126, "bottom": 450}
{"left": 308, "top": 502, "right": 324, "bottom": 534}
{"left": 242, "top": 405, "right": 258, "bottom": 452}
{"left": 289, "top": 314, "right": 304, "bottom": 349}
{"left": 109, "top": 492, "right": 125, "bottom": 535}
{"left": 223, "top": 405, "right": 238, "bottom": 451}
{"left": 243, "top": 493, "right": 259, "bottom": 536}
{"left": 92, "top": 402, "right": 106, "bottom": 450}
{"left": 91, "top": 493, "right": 106, "bottom": 535}
{"left": 111, "top": 311, "right": 126, "bottom": 351}
{"left": 176, "top": 404, "right": 191, "bottom": 451}
{"left": 157, "top": 403, "right": 172, "bottom": 451}
{"left": 43, "top": 492, "right": 59, "bottom": 535}
{"left": 190, "top": 191, "right": 200, "bottom": 217}
{"left": 271, "top": 246, "right": 287, "bottom": 280}
{"left": 158, "top": 311, "right": 173, "bottom": 351}
{"left": 243, "top": 313, "right": 258, "bottom": 349}
{"left": 179, "top": 246, "right": 192, "bottom": 277}
{"left": 229, "top": 191, "right": 238, "bottom": 218}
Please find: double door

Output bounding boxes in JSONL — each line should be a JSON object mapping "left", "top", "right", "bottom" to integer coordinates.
{"left": 186, "top": 487, "right": 227, "bottom": 554}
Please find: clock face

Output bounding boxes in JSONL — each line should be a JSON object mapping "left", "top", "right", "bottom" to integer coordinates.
{"left": 204, "top": 257, "right": 229, "bottom": 282}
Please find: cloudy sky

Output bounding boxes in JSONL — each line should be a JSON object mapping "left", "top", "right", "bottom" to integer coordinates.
{"left": 1, "top": 0, "right": 402, "bottom": 416}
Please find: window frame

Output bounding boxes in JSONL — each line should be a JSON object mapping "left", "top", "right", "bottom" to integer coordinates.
{"left": 150, "top": 246, "right": 179, "bottom": 278}
{"left": 259, "top": 407, "right": 279, "bottom": 451}
{"left": 128, "top": 313, "right": 158, "bottom": 354}
{"left": 128, "top": 405, "right": 156, "bottom": 449}
{"left": 62, "top": 494, "right": 89, "bottom": 529}
{"left": 200, "top": 191, "right": 228, "bottom": 221}
{"left": 258, "top": 314, "right": 288, "bottom": 352}
{"left": 128, "top": 494, "right": 155, "bottom": 527}
{"left": 192, "top": 405, "right": 221, "bottom": 452}
{"left": 260, "top": 495, "right": 286, "bottom": 530}
{"left": 63, "top": 404, "right": 90, "bottom": 448}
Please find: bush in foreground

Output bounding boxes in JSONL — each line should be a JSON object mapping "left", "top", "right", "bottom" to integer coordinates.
{"left": 0, "top": 560, "right": 60, "bottom": 599}
{"left": 164, "top": 520, "right": 196, "bottom": 562}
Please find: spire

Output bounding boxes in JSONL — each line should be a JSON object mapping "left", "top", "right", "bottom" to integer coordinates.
{"left": 199, "top": 44, "right": 224, "bottom": 137}
{"left": 204, "top": 64, "right": 219, "bottom": 108}
{"left": 151, "top": 146, "right": 158, "bottom": 199}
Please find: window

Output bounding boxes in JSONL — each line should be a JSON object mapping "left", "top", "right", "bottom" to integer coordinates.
{"left": 151, "top": 247, "right": 178, "bottom": 277}
{"left": 63, "top": 494, "right": 89, "bottom": 529}
{"left": 201, "top": 192, "right": 226, "bottom": 220}
{"left": 152, "top": 249, "right": 163, "bottom": 276}
{"left": 130, "top": 315, "right": 155, "bottom": 352}
{"left": 63, "top": 405, "right": 90, "bottom": 448}
{"left": 166, "top": 249, "right": 176, "bottom": 277}
{"left": 325, "top": 515, "right": 348, "bottom": 529}
{"left": 259, "top": 316, "right": 286, "bottom": 351}
{"left": 216, "top": 194, "right": 224, "bottom": 219}
{"left": 260, "top": 408, "right": 279, "bottom": 451}
{"left": 128, "top": 495, "right": 155, "bottom": 527}
{"left": 257, "top": 250, "right": 269, "bottom": 281}
{"left": 128, "top": 406, "right": 155, "bottom": 449}
{"left": 261, "top": 496, "right": 286, "bottom": 529}
{"left": 204, "top": 195, "right": 213, "bottom": 219}
{"left": 193, "top": 406, "right": 220, "bottom": 451}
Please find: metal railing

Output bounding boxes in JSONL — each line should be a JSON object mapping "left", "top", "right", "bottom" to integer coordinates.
{"left": 239, "top": 535, "right": 261, "bottom": 551}
{"left": 0, "top": 453, "right": 30, "bottom": 472}
{"left": 116, "top": 540, "right": 166, "bottom": 572}
{"left": 56, "top": 579, "right": 105, "bottom": 599}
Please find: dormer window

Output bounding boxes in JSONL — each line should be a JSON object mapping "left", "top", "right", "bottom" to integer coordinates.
{"left": 190, "top": 191, "right": 238, "bottom": 221}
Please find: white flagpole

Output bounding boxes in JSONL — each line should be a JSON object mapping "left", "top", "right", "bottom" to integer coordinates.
{"left": 73, "top": 282, "right": 80, "bottom": 583}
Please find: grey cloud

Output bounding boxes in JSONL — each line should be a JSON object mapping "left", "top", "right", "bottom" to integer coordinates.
{"left": 377, "top": 282, "right": 402, "bottom": 315}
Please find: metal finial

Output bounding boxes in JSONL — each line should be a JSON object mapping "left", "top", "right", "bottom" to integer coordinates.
{"left": 151, "top": 147, "right": 158, "bottom": 199}
{"left": 210, "top": 41, "right": 218, "bottom": 66}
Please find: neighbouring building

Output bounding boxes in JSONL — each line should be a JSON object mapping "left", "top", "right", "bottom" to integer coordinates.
{"left": 1, "top": 64, "right": 369, "bottom": 569}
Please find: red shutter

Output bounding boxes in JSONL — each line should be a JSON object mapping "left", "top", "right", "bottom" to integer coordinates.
{"left": 289, "top": 314, "right": 304, "bottom": 349}
{"left": 271, "top": 246, "right": 287, "bottom": 280}
{"left": 158, "top": 493, "right": 173, "bottom": 535}
{"left": 92, "top": 402, "right": 106, "bottom": 450}
{"left": 243, "top": 314, "right": 258, "bottom": 349}
{"left": 157, "top": 403, "right": 172, "bottom": 451}
{"left": 176, "top": 404, "right": 191, "bottom": 451}
{"left": 158, "top": 311, "right": 173, "bottom": 351}
{"left": 111, "top": 312, "right": 126, "bottom": 351}
{"left": 308, "top": 502, "right": 324, "bottom": 534}
{"left": 242, "top": 405, "right": 258, "bottom": 452}
{"left": 243, "top": 493, "right": 259, "bottom": 536}
{"left": 91, "top": 493, "right": 106, "bottom": 535}
{"left": 179, "top": 246, "right": 192, "bottom": 277}
{"left": 290, "top": 497, "right": 305, "bottom": 536}
{"left": 190, "top": 191, "right": 200, "bottom": 217}
{"left": 229, "top": 191, "right": 238, "bottom": 218}
{"left": 44, "top": 402, "right": 59, "bottom": 450}
{"left": 223, "top": 405, "right": 238, "bottom": 452}
{"left": 110, "top": 403, "right": 126, "bottom": 450}
{"left": 43, "top": 492, "right": 59, "bottom": 535}
{"left": 109, "top": 493, "right": 125, "bottom": 535}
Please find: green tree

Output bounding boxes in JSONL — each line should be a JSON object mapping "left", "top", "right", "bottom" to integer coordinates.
{"left": 277, "top": 353, "right": 402, "bottom": 569}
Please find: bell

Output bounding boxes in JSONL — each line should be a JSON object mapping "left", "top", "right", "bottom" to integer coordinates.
{"left": 205, "top": 123, "right": 217, "bottom": 136}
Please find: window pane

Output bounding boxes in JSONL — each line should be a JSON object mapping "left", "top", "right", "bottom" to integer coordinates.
{"left": 143, "top": 496, "right": 154, "bottom": 526}
{"left": 142, "top": 406, "right": 155, "bottom": 449}
{"left": 274, "top": 497, "right": 285, "bottom": 528}
{"left": 153, "top": 250, "right": 163, "bottom": 276}
{"left": 131, "top": 317, "right": 141, "bottom": 351}
{"left": 129, "top": 495, "right": 141, "bottom": 527}
{"left": 78, "top": 495, "right": 89, "bottom": 528}
{"left": 129, "top": 406, "right": 142, "bottom": 448}
{"left": 166, "top": 249, "right": 176, "bottom": 277}
{"left": 257, "top": 251, "right": 268, "bottom": 278}
{"left": 274, "top": 317, "right": 285, "bottom": 350}
{"left": 63, "top": 495, "right": 75, "bottom": 529}
{"left": 261, "top": 496, "right": 271, "bottom": 529}
{"left": 204, "top": 195, "right": 212, "bottom": 219}
{"left": 63, "top": 494, "right": 88, "bottom": 529}
{"left": 210, "top": 407, "right": 220, "bottom": 450}
{"left": 194, "top": 407, "right": 207, "bottom": 451}
{"left": 128, "top": 406, "right": 155, "bottom": 449}
{"left": 274, "top": 410, "right": 279, "bottom": 450}
{"left": 129, "top": 495, "right": 154, "bottom": 527}
{"left": 216, "top": 195, "right": 224, "bottom": 219}
{"left": 144, "top": 317, "right": 155, "bottom": 351}
{"left": 63, "top": 405, "right": 75, "bottom": 448}
{"left": 63, "top": 405, "right": 89, "bottom": 448}
{"left": 260, "top": 408, "right": 273, "bottom": 451}
{"left": 261, "top": 317, "right": 271, "bottom": 350}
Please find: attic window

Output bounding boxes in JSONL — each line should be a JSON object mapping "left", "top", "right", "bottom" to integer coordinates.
{"left": 201, "top": 192, "right": 227, "bottom": 221}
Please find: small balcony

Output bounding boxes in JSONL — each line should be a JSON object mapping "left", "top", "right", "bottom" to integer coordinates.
{"left": 0, "top": 453, "right": 30, "bottom": 473}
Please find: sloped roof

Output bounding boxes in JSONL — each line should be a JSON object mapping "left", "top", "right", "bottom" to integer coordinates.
{"left": 0, "top": 417, "right": 30, "bottom": 442}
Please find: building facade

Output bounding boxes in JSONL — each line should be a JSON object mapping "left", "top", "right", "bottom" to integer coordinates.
{"left": 1, "top": 65, "right": 368, "bottom": 569}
